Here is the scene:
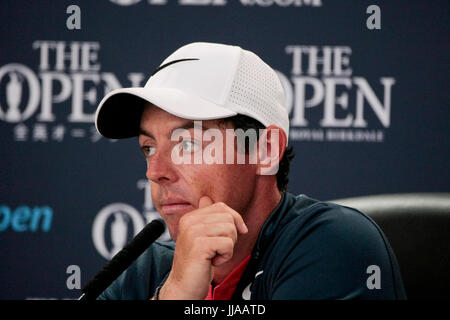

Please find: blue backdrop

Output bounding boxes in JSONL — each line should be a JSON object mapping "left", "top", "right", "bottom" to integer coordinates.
{"left": 0, "top": 0, "right": 448, "bottom": 299}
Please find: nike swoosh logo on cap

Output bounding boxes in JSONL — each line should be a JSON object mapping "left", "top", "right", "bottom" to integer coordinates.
{"left": 151, "top": 58, "right": 199, "bottom": 76}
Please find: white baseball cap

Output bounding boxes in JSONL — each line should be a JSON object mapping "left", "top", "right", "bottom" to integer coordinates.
{"left": 95, "top": 42, "right": 289, "bottom": 144}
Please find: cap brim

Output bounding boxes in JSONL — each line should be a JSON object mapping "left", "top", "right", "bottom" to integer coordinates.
{"left": 95, "top": 87, "right": 237, "bottom": 139}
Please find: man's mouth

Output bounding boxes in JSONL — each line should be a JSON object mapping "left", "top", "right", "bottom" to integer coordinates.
{"left": 160, "top": 198, "right": 193, "bottom": 215}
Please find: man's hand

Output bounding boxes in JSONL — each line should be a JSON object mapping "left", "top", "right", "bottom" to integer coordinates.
{"left": 158, "top": 196, "right": 248, "bottom": 300}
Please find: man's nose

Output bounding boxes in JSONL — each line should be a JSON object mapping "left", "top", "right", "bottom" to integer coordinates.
{"left": 146, "top": 148, "right": 178, "bottom": 184}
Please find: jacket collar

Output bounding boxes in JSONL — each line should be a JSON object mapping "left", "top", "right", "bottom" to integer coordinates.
{"left": 252, "top": 192, "right": 296, "bottom": 259}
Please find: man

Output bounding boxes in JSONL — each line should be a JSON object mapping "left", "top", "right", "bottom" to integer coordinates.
{"left": 94, "top": 42, "right": 406, "bottom": 300}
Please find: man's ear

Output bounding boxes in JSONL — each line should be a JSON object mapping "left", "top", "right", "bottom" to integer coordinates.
{"left": 256, "top": 125, "right": 287, "bottom": 176}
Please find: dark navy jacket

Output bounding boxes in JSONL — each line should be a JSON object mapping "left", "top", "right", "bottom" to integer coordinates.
{"left": 98, "top": 192, "right": 407, "bottom": 300}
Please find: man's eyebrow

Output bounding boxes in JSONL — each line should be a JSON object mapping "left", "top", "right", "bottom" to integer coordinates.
{"left": 177, "top": 120, "right": 217, "bottom": 131}
{"left": 139, "top": 128, "right": 154, "bottom": 139}
{"left": 178, "top": 121, "right": 197, "bottom": 131}
{"left": 138, "top": 120, "right": 213, "bottom": 139}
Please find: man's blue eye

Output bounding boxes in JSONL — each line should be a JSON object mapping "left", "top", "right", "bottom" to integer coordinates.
{"left": 181, "top": 140, "right": 199, "bottom": 152}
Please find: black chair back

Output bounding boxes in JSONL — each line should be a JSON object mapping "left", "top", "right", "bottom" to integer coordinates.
{"left": 331, "top": 193, "right": 450, "bottom": 300}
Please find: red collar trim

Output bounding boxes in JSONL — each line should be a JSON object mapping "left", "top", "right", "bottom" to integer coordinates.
{"left": 204, "top": 255, "right": 251, "bottom": 300}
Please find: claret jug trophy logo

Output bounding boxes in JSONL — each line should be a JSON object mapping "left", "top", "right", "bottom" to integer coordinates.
{"left": 92, "top": 179, "right": 170, "bottom": 260}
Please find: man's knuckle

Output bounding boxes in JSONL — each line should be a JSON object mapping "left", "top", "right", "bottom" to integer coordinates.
{"left": 215, "top": 202, "right": 227, "bottom": 210}
{"left": 225, "top": 213, "right": 235, "bottom": 223}
{"left": 225, "top": 222, "right": 237, "bottom": 236}
{"left": 225, "top": 237, "right": 234, "bottom": 249}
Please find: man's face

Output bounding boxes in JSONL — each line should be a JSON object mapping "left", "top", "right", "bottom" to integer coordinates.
{"left": 138, "top": 104, "right": 258, "bottom": 241}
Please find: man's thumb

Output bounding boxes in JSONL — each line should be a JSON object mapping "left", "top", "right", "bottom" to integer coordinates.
{"left": 198, "top": 196, "right": 214, "bottom": 209}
